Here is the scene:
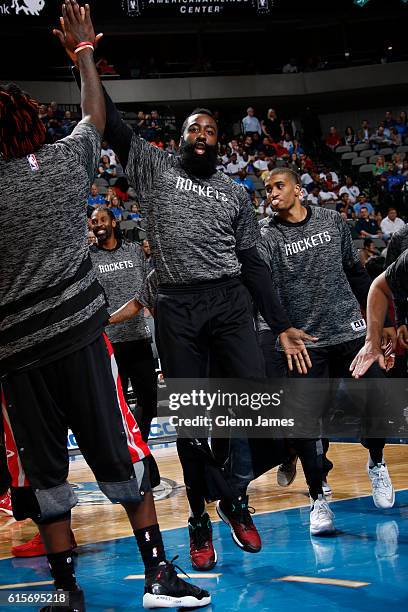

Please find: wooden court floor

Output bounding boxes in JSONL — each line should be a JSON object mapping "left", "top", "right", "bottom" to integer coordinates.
{"left": 1, "top": 442, "right": 407, "bottom": 559}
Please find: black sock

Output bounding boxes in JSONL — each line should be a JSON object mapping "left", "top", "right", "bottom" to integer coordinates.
{"left": 134, "top": 524, "right": 166, "bottom": 574}
{"left": 46, "top": 550, "right": 78, "bottom": 591}
{"left": 369, "top": 449, "right": 384, "bottom": 466}
{"left": 186, "top": 487, "right": 206, "bottom": 518}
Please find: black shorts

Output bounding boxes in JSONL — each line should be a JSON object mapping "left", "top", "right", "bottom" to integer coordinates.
{"left": 1, "top": 334, "right": 151, "bottom": 522}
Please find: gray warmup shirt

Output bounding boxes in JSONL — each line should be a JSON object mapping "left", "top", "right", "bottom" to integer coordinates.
{"left": 0, "top": 122, "right": 108, "bottom": 373}
{"left": 126, "top": 135, "right": 259, "bottom": 285}
{"left": 257, "top": 206, "right": 367, "bottom": 348}
{"left": 90, "top": 241, "right": 151, "bottom": 343}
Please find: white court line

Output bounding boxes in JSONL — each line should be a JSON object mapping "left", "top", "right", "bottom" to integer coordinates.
{"left": 275, "top": 575, "right": 369, "bottom": 588}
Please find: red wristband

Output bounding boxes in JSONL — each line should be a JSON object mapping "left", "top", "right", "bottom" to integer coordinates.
{"left": 75, "top": 41, "right": 94, "bottom": 50}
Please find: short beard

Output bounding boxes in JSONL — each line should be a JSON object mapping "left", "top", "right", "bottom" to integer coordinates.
{"left": 179, "top": 139, "right": 218, "bottom": 178}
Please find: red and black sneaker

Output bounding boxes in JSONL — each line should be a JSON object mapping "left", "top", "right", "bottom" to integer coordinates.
{"left": 216, "top": 495, "right": 261, "bottom": 553}
{"left": 188, "top": 513, "right": 217, "bottom": 571}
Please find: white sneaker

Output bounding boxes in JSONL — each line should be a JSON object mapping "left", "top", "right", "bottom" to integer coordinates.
{"left": 368, "top": 463, "right": 395, "bottom": 509}
{"left": 277, "top": 456, "right": 298, "bottom": 487}
{"left": 310, "top": 495, "right": 335, "bottom": 536}
{"left": 322, "top": 480, "right": 332, "bottom": 496}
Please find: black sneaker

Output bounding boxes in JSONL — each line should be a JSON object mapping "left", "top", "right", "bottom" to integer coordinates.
{"left": 40, "top": 589, "right": 85, "bottom": 612}
{"left": 143, "top": 557, "right": 211, "bottom": 609}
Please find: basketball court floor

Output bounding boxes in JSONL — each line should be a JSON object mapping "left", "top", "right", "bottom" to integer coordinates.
{"left": 0, "top": 441, "right": 407, "bottom": 611}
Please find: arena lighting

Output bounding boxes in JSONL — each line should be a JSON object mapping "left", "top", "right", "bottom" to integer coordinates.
{"left": 354, "top": 0, "right": 371, "bottom": 6}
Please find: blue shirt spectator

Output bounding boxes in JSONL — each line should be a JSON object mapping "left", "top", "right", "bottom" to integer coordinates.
{"left": 87, "top": 184, "right": 106, "bottom": 208}
{"left": 234, "top": 170, "right": 255, "bottom": 194}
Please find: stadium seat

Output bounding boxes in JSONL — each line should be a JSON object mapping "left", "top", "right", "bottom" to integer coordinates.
{"left": 396, "top": 145, "right": 408, "bottom": 155}
{"left": 351, "top": 157, "right": 366, "bottom": 167}
{"left": 341, "top": 152, "right": 358, "bottom": 161}
{"left": 378, "top": 147, "right": 394, "bottom": 158}
{"left": 335, "top": 145, "right": 352, "bottom": 155}
{"left": 354, "top": 143, "right": 370, "bottom": 152}
{"left": 94, "top": 177, "right": 109, "bottom": 188}
{"left": 359, "top": 164, "right": 374, "bottom": 174}
{"left": 369, "top": 155, "right": 381, "bottom": 164}
{"left": 359, "top": 150, "right": 373, "bottom": 159}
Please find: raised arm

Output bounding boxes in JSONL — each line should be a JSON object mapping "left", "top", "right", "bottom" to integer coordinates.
{"left": 54, "top": 1, "right": 105, "bottom": 136}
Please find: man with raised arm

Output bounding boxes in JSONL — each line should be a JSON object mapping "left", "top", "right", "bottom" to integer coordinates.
{"left": 0, "top": 2, "right": 209, "bottom": 609}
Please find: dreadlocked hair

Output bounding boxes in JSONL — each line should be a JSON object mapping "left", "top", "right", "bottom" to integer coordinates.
{"left": 0, "top": 83, "right": 46, "bottom": 160}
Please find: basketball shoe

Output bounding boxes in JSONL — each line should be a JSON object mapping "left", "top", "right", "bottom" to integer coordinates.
{"left": 188, "top": 513, "right": 217, "bottom": 571}
{"left": 216, "top": 495, "right": 261, "bottom": 553}
{"left": 143, "top": 557, "right": 211, "bottom": 608}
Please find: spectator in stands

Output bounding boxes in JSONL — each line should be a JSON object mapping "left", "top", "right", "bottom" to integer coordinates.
{"left": 105, "top": 186, "right": 116, "bottom": 204}
{"left": 354, "top": 193, "right": 374, "bottom": 216}
{"left": 242, "top": 107, "right": 262, "bottom": 136}
{"left": 87, "top": 184, "right": 107, "bottom": 209}
{"left": 357, "top": 119, "right": 372, "bottom": 144}
{"left": 390, "top": 127, "right": 402, "bottom": 148}
{"left": 289, "top": 152, "right": 302, "bottom": 174}
{"left": 253, "top": 150, "right": 269, "bottom": 175}
{"left": 402, "top": 159, "right": 408, "bottom": 177}
{"left": 384, "top": 111, "right": 397, "bottom": 130}
{"left": 359, "top": 238, "right": 380, "bottom": 267}
{"left": 344, "top": 126, "right": 356, "bottom": 146}
{"left": 336, "top": 192, "right": 355, "bottom": 219}
{"left": 97, "top": 155, "right": 116, "bottom": 181}
{"left": 287, "top": 139, "right": 304, "bottom": 156}
{"left": 59, "top": 110, "right": 77, "bottom": 137}
{"left": 383, "top": 162, "right": 406, "bottom": 193}
{"left": 261, "top": 108, "right": 282, "bottom": 142}
{"left": 147, "top": 110, "right": 163, "bottom": 140}
{"left": 38, "top": 103, "right": 49, "bottom": 128}
{"left": 136, "top": 111, "right": 147, "bottom": 137}
{"left": 127, "top": 203, "right": 142, "bottom": 221}
{"left": 301, "top": 168, "right": 314, "bottom": 191}
{"left": 282, "top": 133, "right": 294, "bottom": 152}
{"left": 307, "top": 186, "right": 321, "bottom": 206}
{"left": 396, "top": 112, "right": 408, "bottom": 137}
{"left": 282, "top": 58, "right": 298, "bottom": 74}
{"left": 165, "top": 138, "right": 178, "bottom": 155}
{"left": 325, "top": 126, "right": 341, "bottom": 150}
{"left": 108, "top": 195, "right": 124, "bottom": 221}
{"left": 234, "top": 168, "right": 255, "bottom": 195}
{"left": 243, "top": 134, "right": 255, "bottom": 155}
{"left": 339, "top": 176, "right": 360, "bottom": 204}
{"left": 259, "top": 137, "right": 275, "bottom": 158}
{"left": 251, "top": 132, "right": 262, "bottom": 152}
{"left": 319, "top": 184, "right": 338, "bottom": 205}
{"left": 390, "top": 154, "right": 403, "bottom": 174}
{"left": 271, "top": 139, "right": 289, "bottom": 159}
{"left": 114, "top": 176, "right": 130, "bottom": 202}
{"left": 370, "top": 125, "right": 391, "bottom": 148}
{"left": 96, "top": 56, "right": 117, "bottom": 75}
{"left": 299, "top": 151, "right": 314, "bottom": 171}
{"left": 142, "top": 239, "right": 152, "bottom": 267}
{"left": 355, "top": 207, "right": 383, "bottom": 238}
{"left": 226, "top": 153, "right": 241, "bottom": 176}
{"left": 380, "top": 207, "right": 405, "bottom": 236}
{"left": 373, "top": 156, "right": 387, "bottom": 176}
{"left": 101, "top": 140, "right": 117, "bottom": 166}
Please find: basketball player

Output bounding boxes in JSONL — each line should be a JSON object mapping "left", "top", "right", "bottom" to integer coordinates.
{"left": 67, "top": 19, "right": 317, "bottom": 570}
{"left": 89, "top": 207, "right": 156, "bottom": 442}
{"left": 258, "top": 168, "right": 395, "bottom": 535}
{"left": 0, "top": 2, "right": 209, "bottom": 609}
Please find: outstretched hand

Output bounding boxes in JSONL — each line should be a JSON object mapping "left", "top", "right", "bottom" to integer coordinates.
{"left": 53, "top": 1, "right": 102, "bottom": 64}
{"left": 279, "top": 327, "right": 318, "bottom": 374}
{"left": 349, "top": 341, "right": 385, "bottom": 379}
